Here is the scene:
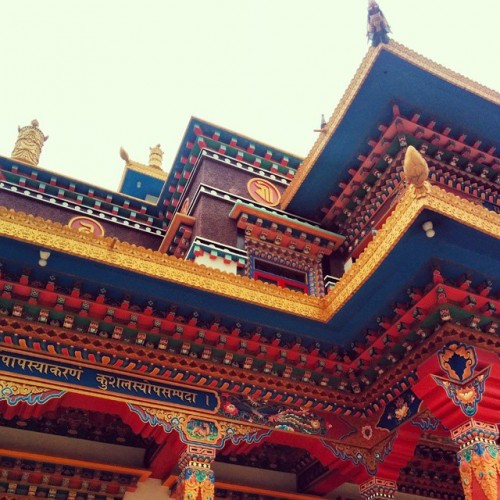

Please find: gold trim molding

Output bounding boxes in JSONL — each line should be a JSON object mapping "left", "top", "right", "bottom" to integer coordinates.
{"left": 0, "top": 379, "right": 55, "bottom": 397}
{"left": 321, "top": 184, "right": 499, "bottom": 321}
{"left": 117, "top": 161, "right": 168, "bottom": 194}
{"left": 281, "top": 44, "right": 382, "bottom": 209}
{"left": 0, "top": 205, "right": 323, "bottom": 318}
{"left": 0, "top": 184, "right": 497, "bottom": 322}
{"left": 123, "top": 161, "right": 168, "bottom": 181}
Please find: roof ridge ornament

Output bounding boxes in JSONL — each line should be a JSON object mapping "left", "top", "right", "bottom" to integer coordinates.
{"left": 11, "top": 119, "right": 48, "bottom": 166}
{"left": 119, "top": 144, "right": 165, "bottom": 171}
{"left": 149, "top": 144, "right": 164, "bottom": 169}
{"left": 403, "top": 145, "right": 431, "bottom": 198}
{"left": 313, "top": 114, "right": 327, "bottom": 133}
{"left": 367, "top": 1, "right": 391, "bottom": 47}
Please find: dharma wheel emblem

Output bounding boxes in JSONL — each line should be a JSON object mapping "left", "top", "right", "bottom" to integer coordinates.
{"left": 247, "top": 178, "right": 281, "bottom": 207}
{"left": 68, "top": 216, "right": 105, "bottom": 237}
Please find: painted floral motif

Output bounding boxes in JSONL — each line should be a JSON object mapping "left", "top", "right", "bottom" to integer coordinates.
{"left": 376, "top": 390, "right": 421, "bottom": 431}
{"left": 218, "top": 393, "right": 328, "bottom": 435}
{"left": 455, "top": 386, "right": 478, "bottom": 405}
{"left": 178, "top": 466, "right": 215, "bottom": 500}
{"left": 438, "top": 342, "right": 477, "bottom": 382}
{"left": 222, "top": 401, "right": 239, "bottom": 417}
{"left": 433, "top": 368, "right": 489, "bottom": 417}
{"left": 394, "top": 401, "right": 410, "bottom": 421}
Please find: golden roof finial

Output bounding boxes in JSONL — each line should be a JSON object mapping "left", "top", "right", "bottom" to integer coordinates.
{"left": 403, "top": 145, "right": 431, "bottom": 198}
{"left": 149, "top": 144, "right": 164, "bottom": 170}
{"left": 11, "top": 119, "right": 48, "bottom": 166}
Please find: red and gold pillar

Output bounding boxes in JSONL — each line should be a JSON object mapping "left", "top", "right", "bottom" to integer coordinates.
{"left": 414, "top": 342, "right": 500, "bottom": 500}
{"left": 174, "top": 444, "right": 215, "bottom": 500}
{"left": 451, "top": 419, "right": 500, "bottom": 500}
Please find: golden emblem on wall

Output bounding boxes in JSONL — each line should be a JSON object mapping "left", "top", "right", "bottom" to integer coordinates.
{"left": 247, "top": 178, "right": 281, "bottom": 207}
{"left": 68, "top": 216, "right": 105, "bottom": 237}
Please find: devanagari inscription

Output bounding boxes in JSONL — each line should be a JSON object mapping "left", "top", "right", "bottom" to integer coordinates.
{"left": 96, "top": 373, "right": 198, "bottom": 403}
{"left": 0, "top": 355, "right": 83, "bottom": 381}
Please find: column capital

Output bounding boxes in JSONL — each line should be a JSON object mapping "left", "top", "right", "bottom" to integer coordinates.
{"left": 451, "top": 419, "right": 499, "bottom": 447}
{"left": 178, "top": 444, "right": 216, "bottom": 469}
{"left": 359, "top": 477, "right": 397, "bottom": 500}
{"left": 449, "top": 419, "right": 500, "bottom": 500}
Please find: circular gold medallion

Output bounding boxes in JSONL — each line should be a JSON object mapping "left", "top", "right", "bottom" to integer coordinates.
{"left": 247, "top": 178, "right": 281, "bottom": 207}
{"left": 68, "top": 216, "right": 105, "bottom": 237}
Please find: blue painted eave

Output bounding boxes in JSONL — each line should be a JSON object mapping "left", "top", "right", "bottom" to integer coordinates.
{"left": 324, "top": 211, "right": 500, "bottom": 344}
{"left": 0, "top": 209, "right": 497, "bottom": 346}
{"left": 287, "top": 48, "right": 499, "bottom": 220}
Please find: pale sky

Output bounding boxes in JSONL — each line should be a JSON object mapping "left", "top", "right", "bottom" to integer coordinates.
{"left": 1, "top": 0, "right": 498, "bottom": 192}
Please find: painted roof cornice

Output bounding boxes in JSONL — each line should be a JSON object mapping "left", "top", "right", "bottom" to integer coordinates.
{"left": 281, "top": 41, "right": 500, "bottom": 211}
{"left": 0, "top": 184, "right": 497, "bottom": 322}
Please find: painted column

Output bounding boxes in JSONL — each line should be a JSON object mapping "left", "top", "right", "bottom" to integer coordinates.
{"left": 174, "top": 444, "right": 215, "bottom": 500}
{"left": 451, "top": 419, "right": 500, "bottom": 500}
{"left": 413, "top": 341, "right": 500, "bottom": 500}
{"left": 359, "top": 477, "right": 397, "bottom": 500}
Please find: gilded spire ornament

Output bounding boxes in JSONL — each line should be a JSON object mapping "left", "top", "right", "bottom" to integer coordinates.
{"left": 403, "top": 145, "right": 431, "bottom": 198}
{"left": 367, "top": 1, "right": 391, "bottom": 47}
{"left": 118, "top": 144, "right": 168, "bottom": 182}
{"left": 149, "top": 144, "right": 164, "bottom": 169}
{"left": 11, "top": 119, "right": 48, "bottom": 166}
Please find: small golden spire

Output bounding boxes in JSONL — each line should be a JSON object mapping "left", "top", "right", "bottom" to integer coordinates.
{"left": 11, "top": 119, "right": 48, "bottom": 166}
{"left": 403, "top": 145, "right": 431, "bottom": 198}
{"left": 149, "top": 144, "right": 164, "bottom": 169}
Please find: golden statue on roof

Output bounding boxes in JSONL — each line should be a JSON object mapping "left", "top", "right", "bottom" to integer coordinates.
{"left": 11, "top": 119, "right": 48, "bottom": 166}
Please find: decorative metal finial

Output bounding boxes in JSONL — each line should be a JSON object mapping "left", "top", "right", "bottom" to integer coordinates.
{"left": 11, "top": 119, "right": 48, "bottom": 166}
{"left": 314, "top": 114, "right": 327, "bottom": 133}
{"left": 367, "top": 1, "right": 391, "bottom": 47}
{"left": 403, "top": 145, "right": 431, "bottom": 198}
{"left": 149, "top": 144, "right": 164, "bottom": 169}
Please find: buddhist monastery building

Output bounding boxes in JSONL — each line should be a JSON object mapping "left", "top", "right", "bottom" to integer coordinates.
{"left": 0, "top": 3, "right": 498, "bottom": 499}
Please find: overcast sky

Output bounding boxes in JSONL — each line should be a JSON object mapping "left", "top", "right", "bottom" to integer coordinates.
{"left": 1, "top": 1, "right": 498, "bottom": 192}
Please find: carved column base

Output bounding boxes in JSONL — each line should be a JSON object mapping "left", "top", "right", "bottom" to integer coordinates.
{"left": 174, "top": 445, "right": 216, "bottom": 500}
{"left": 452, "top": 420, "right": 500, "bottom": 500}
{"left": 359, "top": 477, "right": 397, "bottom": 500}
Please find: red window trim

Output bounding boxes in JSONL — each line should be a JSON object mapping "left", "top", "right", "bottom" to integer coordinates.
{"left": 253, "top": 270, "right": 309, "bottom": 293}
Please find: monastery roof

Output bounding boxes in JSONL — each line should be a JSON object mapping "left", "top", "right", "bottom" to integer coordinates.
{"left": 282, "top": 41, "right": 500, "bottom": 220}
